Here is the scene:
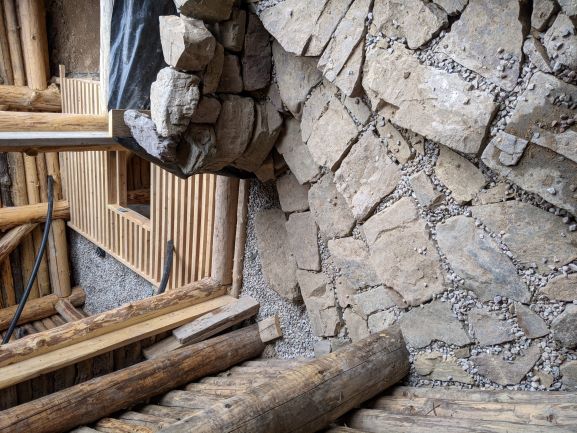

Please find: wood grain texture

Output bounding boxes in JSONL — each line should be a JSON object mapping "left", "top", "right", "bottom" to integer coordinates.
{"left": 2, "top": 0, "right": 25, "bottom": 86}
{"left": 0, "top": 200, "right": 69, "bottom": 230}
{"left": 0, "top": 112, "right": 107, "bottom": 132}
{"left": 231, "top": 179, "right": 248, "bottom": 297}
{"left": 0, "top": 84, "right": 60, "bottom": 111}
{"left": 17, "top": 0, "right": 49, "bottom": 90}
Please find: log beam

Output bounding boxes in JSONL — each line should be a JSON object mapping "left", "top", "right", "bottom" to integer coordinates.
{"left": 0, "top": 200, "right": 69, "bottom": 230}
{"left": 0, "top": 132, "right": 122, "bottom": 154}
{"left": 0, "top": 223, "right": 36, "bottom": 263}
{"left": 0, "top": 112, "right": 108, "bottom": 132}
{"left": 0, "top": 84, "right": 61, "bottom": 111}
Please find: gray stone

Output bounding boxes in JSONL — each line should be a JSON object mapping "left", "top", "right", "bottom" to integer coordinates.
{"left": 335, "top": 276, "right": 357, "bottom": 309}
{"left": 415, "top": 352, "right": 474, "bottom": 384}
{"left": 367, "top": 310, "right": 397, "bottom": 334}
{"left": 233, "top": 102, "right": 283, "bottom": 173}
{"left": 343, "top": 96, "right": 372, "bottom": 126}
{"left": 255, "top": 209, "right": 299, "bottom": 302}
{"left": 540, "top": 274, "right": 577, "bottom": 302}
{"left": 372, "top": 0, "right": 448, "bottom": 49}
{"left": 409, "top": 171, "right": 444, "bottom": 209}
{"left": 159, "top": 16, "right": 216, "bottom": 71}
{"left": 307, "top": 98, "right": 359, "bottom": 171}
{"left": 362, "top": 197, "right": 418, "bottom": 246}
{"left": 308, "top": 173, "right": 356, "bottom": 238}
{"left": 275, "top": 118, "right": 322, "bottom": 185}
{"left": 277, "top": 173, "right": 310, "bottom": 213}
{"left": 377, "top": 121, "right": 413, "bottom": 164}
{"left": 305, "top": 0, "right": 354, "bottom": 56}
{"left": 558, "top": 0, "right": 577, "bottom": 17}
{"left": 334, "top": 130, "right": 401, "bottom": 220}
{"left": 436, "top": 216, "right": 530, "bottom": 303}
{"left": 433, "top": 0, "right": 468, "bottom": 15}
{"left": 544, "top": 14, "right": 577, "bottom": 70}
{"left": 472, "top": 345, "right": 541, "bottom": 385}
{"left": 435, "top": 145, "right": 486, "bottom": 204}
{"left": 343, "top": 308, "right": 369, "bottom": 342}
{"left": 468, "top": 307, "right": 514, "bottom": 346}
{"left": 175, "top": 0, "right": 234, "bottom": 22}
{"left": 217, "top": 54, "right": 243, "bottom": 93}
{"left": 328, "top": 237, "right": 381, "bottom": 288}
{"left": 532, "top": 0, "right": 558, "bottom": 31}
{"left": 123, "top": 111, "right": 178, "bottom": 163}
{"left": 260, "top": 0, "right": 326, "bottom": 56}
{"left": 353, "top": 286, "right": 396, "bottom": 318}
{"left": 533, "top": 129, "right": 577, "bottom": 165}
{"left": 438, "top": 0, "right": 524, "bottom": 91}
{"left": 314, "top": 340, "right": 332, "bottom": 357}
{"left": 211, "top": 8, "right": 246, "bottom": 52}
{"left": 489, "top": 131, "right": 528, "bottom": 166}
{"left": 150, "top": 67, "right": 200, "bottom": 137}
{"left": 242, "top": 14, "right": 272, "bottom": 91}
{"left": 286, "top": 212, "right": 320, "bottom": 272}
{"left": 266, "top": 81, "right": 284, "bottom": 113}
{"left": 297, "top": 271, "right": 339, "bottom": 337}
{"left": 178, "top": 124, "right": 218, "bottom": 175}
{"left": 523, "top": 37, "right": 552, "bottom": 73}
{"left": 331, "top": 39, "right": 364, "bottom": 97}
{"left": 190, "top": 96, "right": 221, "bottom": 124}
{"left": 301, "top": 81, "right": 338, "bottom": 143}
{"left": 400, "top": 300, "right": 471, "bottom": 348}
{"left": 471, "top": 201, "right": 577, "bottom": 274}
{"left": 535, "top": 371, "right": 555, "bottom": 388}
{"left": 561, "top": 360, "right": 577, "bottom": 390}
{"left": 272, "top": 41, "right": 323, "bottom": 118}
{"left": 472, "top": 182, "right": 514, "bottom": 206}
{"left": 514, "top": 304, "right": 550, "bottom": 339}
{"left": 551, "top": 304, "right": 577, "bottom": 349}
{"left": 202, "top": 43, "right": 224, "bottom": 94}
{"left": 363, "top": 43, "right": 497, "bottom": 155}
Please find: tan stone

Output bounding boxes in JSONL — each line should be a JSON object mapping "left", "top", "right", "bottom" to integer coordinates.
{"left": 328, "top": 237, "right": 380, "bottom": 288}
{"left": 305, "top": 0, "right": 354, "bottom": 56}
{"left": 435, "top": 145, "right": 486, "bottom": 204}
{"left": 175, "top": 0, "right": 234, "bottom": 22}
{"left": 286, "top": 212, "right": 320, "bottom": 272}
{"left": 377, "top": 121, "right": 413, "bottom": 164}
{"left": 540, "top": 274, "right": 577, "bottom": 302}
{"left": 409, "top": 171, "right": 444, "bottom": 209}
{"left": 415, "top": 352, "right": 473, "bottom": 384}
{"left": 277, "top": 173, "right": 310, "bottom": 213}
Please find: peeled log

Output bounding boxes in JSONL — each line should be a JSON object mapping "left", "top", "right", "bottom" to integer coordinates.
{"left": 0, "top": 84, "right": 61, "bottom": 111}
{"left": 160, "top": 327, "right": 409, "bottom": 433}
{"left": 0, "top": 200, "right": 69, "bottom": 230}
{"left": 0, "top": 112, "right": 107, "bottom": 132}
{"left": 0, "top": 324, "right": 269, "bottom": 433}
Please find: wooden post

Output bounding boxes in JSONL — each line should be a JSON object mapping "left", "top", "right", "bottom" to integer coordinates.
{"left": 0, "top": 323, "right": 273, "bottom": 433}
{"left": 18, "top": 0, "right": 49, "bottom": 90}
{"left": 210, "top": 176, "right": 239, "bottom": 285}
{"left": 160, "top": 328, "right": 409, "bottom": 433}
{"left": 0, "top": 2, "right": 14, "bottom": 85}
{"left": 3, "top": 0, "right": 26, "bottom": 86}
{"left": 100, "top": 0, "right": 114, "bottom": 113}
{"left": 0, "top": 84, "right": 61, "bottom": 111}
{"left": 231, "top": 179, "right": 249, "bottom": 297}
{"left": 0, "top": 223, "right": 37, "bottom": 262}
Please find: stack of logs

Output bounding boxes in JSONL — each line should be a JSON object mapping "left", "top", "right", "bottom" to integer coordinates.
{"left": 0, "top": 0, "right": 71, "bottom": 310}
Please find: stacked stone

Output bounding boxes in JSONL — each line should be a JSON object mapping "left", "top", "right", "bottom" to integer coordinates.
{"left": 124, "top": 0, "right": 282, "bottom": 178}
{"left": 248, "top": 0, "right": 577, "bottom": 390}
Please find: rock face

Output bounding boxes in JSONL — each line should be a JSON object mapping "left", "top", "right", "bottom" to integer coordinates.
{"left": 400, "top": 300, "right": 471, "bottom": 348}
{"left": 488, "top": 132, "right": 528, "bottom": 166}
{"left": 286, "top": 212, "right": 320, "bottom": 272}
{"left": 272, "top": 41, "right": 323, "bottom": 118}
{"left": 438, "top": 0, "right": 524, "bottom": 91}
{"left": 305, "top": 0, "right": 354, "bottom": 56}
{"left": 150, "top": 68, "right": 200, "bottom": 137}
{"left": 372, "top": 0, "right": 448, "bottom": 49}
{"left": 343, "top": 308, "right": 369, "bottom": 342}
{"left": 217, "top": 54, "right": 243, "bottom": 93}
{"left": 471, "top": 201, "right": 577, "bottom": 273}
{"left": 297, "top": 270, "right": 340, "bottom": 337}
{"left": 242, "top": 14, "right": 272, "bottom": 91}
{"left": 435, "top": 145, "right": 486, "bottom": 203}
{"left": 328, "top": 237, "right": 380, "bottom": 288}
{"left": 514, "top": 304, "right": 549, "bottom": 339}
{"left": 433, "top": 0, "right": 467, "bottom": 15}
{"left": 254, "top": 209, "right": 299, "bottom": 302}
{"left": 353, "top": 286, "right": 397, "bottom": 318}
{"left": 212, "top": 8, "right": 246, "bottom": 52}
{"left": 365, "top": 198, "right": 447, "bottom": 306}
{"left": 532, "top": 0, "right": 558, "bottom": 31}
{"left": 277, "top": 173, "right": 310, "bottom": 213}
{"left": 472, "top": 345, "right": 541, "bottom": 385}
{"left": 378, "top": 121, "right": 413, "bottom": 164}
{"left": 334, "top": 130, "right": 401, "bottom": 220}
{"left": 202, "top": 43, "right": 224, "bottom": 94}
{"left": 308, "top": 173, "right": 356, "bottom": 239}
{"left": 175, "top": 0, "right": 234, "bottom": 22}
{"left": 523, "top": 37, "right": 552, "bottom": 73}
{"left": 301, "top": 81, "right": 338, "bottom": 143}
{"left": 468, "top": 308, "right": 514, "bottom": 346}
{"left": 367, "top": 309, "right": 396, "bottom": 333}
{"left": 409, "top": 170, "right": 443, "bottom": 209}
{"left": 190, "top": 97, "right": 221, "bottom": 124}
{"left": 363, "top": 43, "right": 497, "bottom": 155}
{"left": 551, "top": 305, "right": 577, "bottom": 349}
{"left": 558, "top": 0, "right": 577, "bottom": 17}
{"left": 561, "top": 360, "right": 577, "bottom": 390}
{"left": 540, "top": 274, "right": 577, "bottom": 301}
{"left": 415, "top": 352, "right": 473, "bottom": 384}
{"left": 436, "top": 216, "right": 530, "bottom": 303}
{"left": 159, "top": 16, "right": 216, "bottom": 71}
{"left": 544, "top": 14, "right": 577, "bottom": 70}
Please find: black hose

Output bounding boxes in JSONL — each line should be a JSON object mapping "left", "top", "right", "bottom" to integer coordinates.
{"left": 156, "top": 239, "right": 173, "bottom": 295}
{"left": 2, "top": 176, "right": 55, "bottom": 344}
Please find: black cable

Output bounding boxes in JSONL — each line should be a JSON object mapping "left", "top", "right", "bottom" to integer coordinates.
{"left": 2, "top": 176, "right": 54, "bottom": 344}
{"left": 156, "top": 239, "right": 173, "bottom": 295}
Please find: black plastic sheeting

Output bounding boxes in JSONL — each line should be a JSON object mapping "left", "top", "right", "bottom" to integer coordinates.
{"left": 108, "top": 0, "right": 176, "bottom": 110}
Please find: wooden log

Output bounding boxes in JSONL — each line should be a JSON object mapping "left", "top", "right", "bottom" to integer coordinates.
{"left": 0, "top": 2, "right": 14, "bottom": 85}
{"left": 159, "top": 390, "right": 222, "bottom": 410}
{"left": 54, "top": 299, "right": 85, "bottom": 322}
{"left": 0, "top": 112, "right": 108, "bottom": 132}
{"left": 0, "top": 286, "right": 84, "bottom": 330}
{"left": 119, "top": 411, "right": 174, "bottom": 429}
{"left": 143, "top": 296, "right": 259, "bottom": 359}
{"left": 95, "top": 418, "right": 155, "bottom": 433}
{"left": 159, "top": 328, "right": 409, "bottom": 433}
{"left": 0, "top": 323, "right": 272, "bottom": 433}
{"left": 0, "top": 279, "right": 225, "bottom": 368}
{"left": 3, "top": 0, "right": 26, "bottom": 86}
{"left": 18, "top": 0, "right": 49, "bottom": 90}
{"left": 231, "top": 179, "right": 248, "bottom": 297}
{"left": 0, "top": 200, "right": 69, "bottom": 230}
{"left": 0, "top": 84, "right": 60, "bottom": 111}
{"left": 210, "top": 176, "right": 239, "bottom": 285}
{"left": 0, "top": 223, "right": 37, "bottom": 262}
{"left": 0, "top": 131, "right": 122, "bottom": 154}
{"left": 1, "top": 257, "right": 16, "bottom": 306}
{"left": 139, "top": 405, "right": 195, "bottom": 421}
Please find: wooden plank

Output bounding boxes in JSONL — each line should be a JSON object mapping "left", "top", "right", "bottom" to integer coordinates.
{"left": 0, "top": 324, "right": 268, "bottom": 433}
{"left": 0, "top": 132, "right": 121, "bottom": 153}
{"left": 0, "top": 200, "right": 69, "bottom": 230}
{"left": 2, "top": 0, "right": 25, "bottom": 86}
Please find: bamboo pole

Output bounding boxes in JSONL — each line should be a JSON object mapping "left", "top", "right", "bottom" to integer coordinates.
{"left": 2, "top": 0, "right": 25, "bottom": 86}
{"left": 0, "top": 3, "right": 13, "bottom": 85}
{"left": 18, "top": 0, "right": 49, "bottom": 90}
{"left": 231, "top": 179, "right": 248, "bottom": 297}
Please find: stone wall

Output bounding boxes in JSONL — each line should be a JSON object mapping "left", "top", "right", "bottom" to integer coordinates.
{"left": 250, "top": 0, "right": 577, "bottom": 391}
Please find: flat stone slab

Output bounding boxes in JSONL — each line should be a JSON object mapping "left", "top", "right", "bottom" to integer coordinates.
{"left": 328, "top": 237, "right": 381, "bottom": 288}
{"left": 472, "top": 345, "right": 541, "bottom": 385}
{"left": 362, "top": 197, "right": 419, "bottom": 246}
{"left": 435, "top": 145, "right": 486, "bottom": 203}
{"left": 301, "top": 81, "right": 338, "bottom": 143}
{"left": 377, "top": 121, "right": 413, "bottom": 164}
{"left": 334, "top": 130, "right": 401, "bottom": 220}
{"left": 242, "top": 14, "right": 272, "bottom": 91}
{"left": 438, "top": 0, "right": 524, "bottom": 91}
{"left": 409, "top": 170, "right": 444, "bottom": 209}
{"left": 308, "top": 174, "right": 356, "bottom": 239}
{"left": 415, "top": 352, "right": 473, "bottom": 384}
{"left": 175, "top": 0, "right": 234, "bottom": 22}
{"left": 277, "top": 173, "right": 310, "bottom": 213}
{"left": 436, "top": 215, "right": 530, "bottom": 303}
{"left": 352, "top": 285, "right": 397, "bottom": 318}
{"left": 217, "top": 54, "right": 243, "bottom": 93}
{"left": 514, "top": 304, "right": 549, "bottom": 339}
{"left": 471, "top": 200, "right": 577, "bottom": 273}
{"left": 363, "top": 43, "right": 497, "bottom": 155}
{"left": 297, "top": 270, "right": 340, "bottom": 337}
{"left": 561, "top": 360, "right": 577, "bottom": 390}
{"left": 255, "top": 209, "right": 299, "bottom": 302}
{"left": 532, "top": 0, "right": 558, "bottom": 31}
{"left": 400, "top": 300, "right": 471, "bottom": 348}
{"left": 551, "top": 304, "right": 577, "bottom": 349}
{"left": 286, "top": 212, "right": 320, "bottom": 272}
{"left": 305, "top": 0, "right": 354, "bottom": 56}
{"left": 540, "top": 274, "right": 577, "bottom": 302}
{"left": 468, "top": 307, "right": 514, "bottom": 346}
{"left": 544, "top": 13, "right": 577, "bottom": 70}
{"left": 433, "top": 0, "right": 467, "bottom": 15}
{"left": 343, "top": 308, "right": 369, "bottom": 342}
{"left": 367, "top": 309, "right": 397, "bottom": 334}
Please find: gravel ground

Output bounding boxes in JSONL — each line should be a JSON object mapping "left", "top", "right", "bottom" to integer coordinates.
{"left": 240, "top": 180, "right": 316, "bottom": 359}
{"left": 68, "top": 230, "right": 154, "bottom": 315}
